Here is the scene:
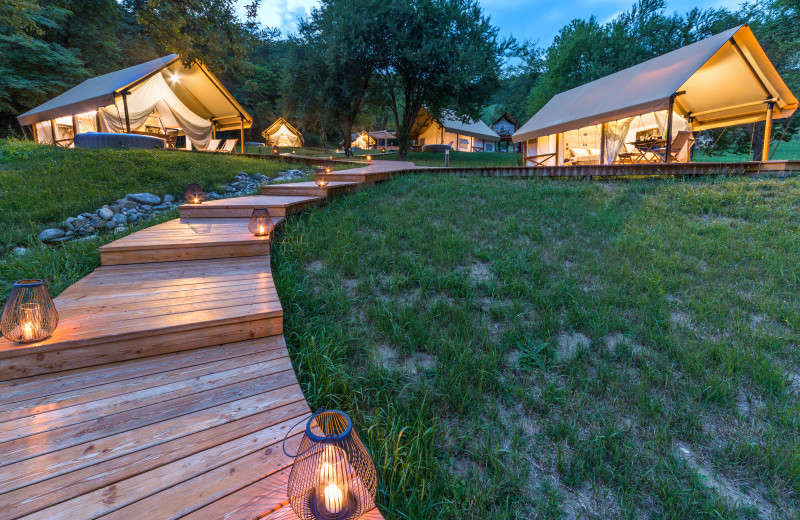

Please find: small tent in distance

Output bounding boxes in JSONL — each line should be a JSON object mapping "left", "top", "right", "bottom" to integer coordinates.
{"left": 512, "top": 25, "right": 797, "bottom": 166}
{"left": 262, "top": 117, "right": 303, "bottom": 148}
{"left": 351, "top": 132, "right": 376, "bottom": 149}
{"left": 410, "top": 108, "right": 500, "bottom": 152}
{"left": 17, "top": 55, "right": 253, "bottom": 152}
{"left": 368, "top": 130, "right": 396, "bottom": 150}
{"left": 490, "top": 112, "right": 519, "bottom": 152}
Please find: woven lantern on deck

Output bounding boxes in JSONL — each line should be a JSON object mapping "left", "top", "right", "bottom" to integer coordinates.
{"left": 185, "top": 183, "right": 205, "bottom": 204}
{"left": 287, "top": 410, "right": 377, "bottom": 520}
{"left": 248, "top": 207, "right": 275, "bottom": 237}
{"left": 315, "top": 166, "right": 330, "bottom": 187}
{"left": 1, "top": 280, "right": 59, "bottom": 343}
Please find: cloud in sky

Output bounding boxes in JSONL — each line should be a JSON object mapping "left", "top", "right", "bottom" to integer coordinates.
{"left": 239, "top": 0, "right": 742, "bottom": 43}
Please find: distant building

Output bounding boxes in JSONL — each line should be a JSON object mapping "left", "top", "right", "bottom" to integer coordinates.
{"left": 490, "top": 112, "right": 519, "bottom": 152}
{"left": 410, "top": 108, "right": 500, "bottom": 152}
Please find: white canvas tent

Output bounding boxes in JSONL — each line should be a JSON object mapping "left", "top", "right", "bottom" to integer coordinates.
{"left": 18, "top": 55, "right": 253, "bottom": 152}
{"left": 351, "top": 132, "right": 376, "bottom": 149}
{"left": 368, "top": 130, "right": 396, "bottom": 149}
{"left": 262, "top": 117, "right": 303, "bottom": 147}
{"left": 513, "top": 25, "right": 798, "bottom": 165}
{"left": 411, "top": 108, "right": 500, "bottom": 152}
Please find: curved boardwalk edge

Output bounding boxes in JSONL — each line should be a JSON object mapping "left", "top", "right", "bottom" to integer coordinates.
{"left": 0, "top": 161, "right": 415, "bottom": 520}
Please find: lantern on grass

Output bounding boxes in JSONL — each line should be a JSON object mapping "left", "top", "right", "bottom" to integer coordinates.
{"left": 185, "top": 183, "right": 205, "bottom": 204}
{"left": 272, "top": 145, "right": 280, "bottom": 155}
{"left": 248, "top": 207, "right": 274, "bottom": 237}
{"left": 286, "top": 410, "right": 376, "bottom": 520}
{"left": 365, "top": 155, "right": 372, "bottom": 162}
{"left": 381, "top": 148, "right": 386, "bottom": 154}
{"left": 1, "top": 280, "right": 59, "bottom": 343}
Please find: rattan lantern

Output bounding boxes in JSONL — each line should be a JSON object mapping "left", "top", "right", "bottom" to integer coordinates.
{"left": 365, "top": 155, "right": 372, "bottom": 162}
{"left": 272, "top": 145, "right": 280, "bottom": 155}
{"left": 248, "top": 207, "right": 275, "bottom": 237}
{"left": 185, "top": 183, "right": 205, "bottom": 204}
{"left": 287, "top": 410, "right": 377, "bottom": 520}
{"left": 1, "top": 280, "right": 59, "bottom": 343}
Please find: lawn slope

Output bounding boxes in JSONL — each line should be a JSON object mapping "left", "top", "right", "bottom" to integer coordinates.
{"left": 273, "top": 173, "right": 800, "bottom": 519}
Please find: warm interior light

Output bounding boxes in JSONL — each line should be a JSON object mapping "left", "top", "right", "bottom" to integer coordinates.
{"left": 324, "top": 483, "right": 344, "bottom": 514}
{"left": 1, "top": 280, "right": 58, "bottom": 343}
{"left": 249, "top": 208, "right": 274, "bottom": 237}
{"left": 366, "top": 155, "right": 372, "bottom": 161}
{"left": 170, "top": 72, "right": 180, "bottom": 83}
{"left": 22, "top": 321, "right": 34, "bottom": 342}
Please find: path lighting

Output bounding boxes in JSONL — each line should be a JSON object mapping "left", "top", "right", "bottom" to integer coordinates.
{"left": 272, "top": 145, "right": 279, "bottom": 155}
{"left": 315, "top": 166, "right": 330, "bottom": 187}
{"left": 248, "top": 207, "right": 274, "bottom": 237}
{"left": 286, "top": 410, "right": 376, "bottom": 520}
{"left": 185, "top": 183, "right": 205, "bottom": 204}
{"left": 1, "top": 280, "right": 59, "bottom": 343}
{"left": 365, "top": 155, "right": 372, "bottom": 162}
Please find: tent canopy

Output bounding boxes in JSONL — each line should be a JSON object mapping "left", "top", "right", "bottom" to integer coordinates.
{"left": 411, "top": 108, "right": 500, "bottom": 142}
{"left": 262, "top": 117, "right": 303, "bottom": 147}
{"left": 368, "top": 130, "right": 396, "bottom": 140}
{"left": 18, "top": 55, "right": 253, "bottom": 132}
{"left": 513, "top": 25, "right": 798, "bottom": 143}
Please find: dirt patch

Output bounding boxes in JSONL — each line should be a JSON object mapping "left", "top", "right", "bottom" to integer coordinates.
{"left": 561, "top": 483, "right": 622, "bottom": 520}
{"left": 341, "top": 277, "right": 359, "bottom": 297}
{"left": 469, "top": 261, "right": 494, "bottom": 283}
{"left": 787, "top": 372, "right": 800, "bottom": 395}
{"left": 373, "top": 343, "right": 398, "bottom": 368}
{"left": 699, "top": 214, "right": 747, "bottom": 226}
{"left": 307, "top": 260, "right": 324, "bottom": 272}
{"left": 670, "top": 311, "right": 693, "bottom": 330}
{"left": 557, "top": 331, "right": 590, "bottom": 361}
{"left": 404, "top": 352, "right": 436, "bottom": 376}
{"left": 665, "top": 294, "right": 682, "bottom": 304}
{"left": 675, "top": 442, "right": 776, "bottom": 518}
{"left": 750, "top": 313, "right": 788, "bottom": 337}
{"left": 604, "top": 332, "right": 645, "bottom": 356}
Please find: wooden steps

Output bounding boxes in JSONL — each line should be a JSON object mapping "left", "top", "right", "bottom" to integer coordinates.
{"left": 261, "top": 181, "right": 360, "bottom": 198}
{"left": 99, "top": 217, "right": 281, "bottom": 266}
{"left": 0, "top": 162, "right": 416, "bottom": 519}
{"left": 0, "top": 335, "right": 312, "bottom": 519}
{"left": 178, "top": 195, "right": 322, "bottom": 219}
{"left": 327, "top": 161, "right": 416, "bottom": 184}
{"left": 0, "top": 257, "right": 282, "bottom": 380}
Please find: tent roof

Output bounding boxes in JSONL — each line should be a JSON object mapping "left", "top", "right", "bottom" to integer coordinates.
{"left": 18, "top": 55, "right": 253, "bottom": 131}
{"left": 491, "top": 112, "right": 518, "bottom": 128}
{"left": 411, "top": 108, "right": 500, "bottom": 141}
{"left": 513, "top": 25, "right": 798, "bottom": 142}
{"left": 262, "top": 117, "right": 303, "bottom": 141}
{"left": 368, "top": 130, "right": 396, "bottom": 140}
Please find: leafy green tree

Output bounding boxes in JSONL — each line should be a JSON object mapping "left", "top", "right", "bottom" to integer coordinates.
{"left": 377, "top": 0, "right": 510, "bottom": 158}
{"left": 284, "top": 0, "right": 386, "bottom": 157}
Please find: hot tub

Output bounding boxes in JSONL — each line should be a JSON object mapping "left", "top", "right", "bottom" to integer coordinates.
{"left": 74, "top": 132, "right": 165, "bottom": 150}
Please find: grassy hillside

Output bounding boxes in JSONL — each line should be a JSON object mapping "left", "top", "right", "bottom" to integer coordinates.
{"left": 389, "top": 150, "right": 523, "bottom": 167}
{"left": 273, "top": 174, "right": 800, "bottom": 519}
{"left": 0, "top": 139, "right": 309, "bottom": 247}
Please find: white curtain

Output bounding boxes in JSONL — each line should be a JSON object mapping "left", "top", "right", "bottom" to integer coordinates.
{"left": 603, "top": 118, "right": 633, "bottom": 163}
{"left": 34, "top": 122, "right": 53, "bottom": 144}
{"left": 100, "top": 73, "right": 212, "bottom": 149}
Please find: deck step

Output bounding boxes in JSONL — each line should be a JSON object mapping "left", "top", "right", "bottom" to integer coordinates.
{"left": 178, "top": 195, "right": 322, "bottom": 219}
{"left": 0, "top": 257, "right": 282, "bottom": 380}
{"left": 261, "top": 181, "right": 360, "bottom": 198}
{"left": 99, "top": 217, "right": 280, "bottom": 266}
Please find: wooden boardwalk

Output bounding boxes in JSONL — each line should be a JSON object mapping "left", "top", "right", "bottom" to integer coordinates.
{"left": 0, "top": 161, "right": 417, "bottom": 519}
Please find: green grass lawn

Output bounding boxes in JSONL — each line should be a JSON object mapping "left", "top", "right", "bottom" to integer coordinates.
{"left": 695, "top": 135, "right": 800, "bottom": 162}
{"left": 0, "top": 139, "right": 309, "bottom": 248}
{"left": 272, "top": 173, "right": 800, "bottom": 519}
{"left": 388, "top": 150, "right": 523, "bottom": 167}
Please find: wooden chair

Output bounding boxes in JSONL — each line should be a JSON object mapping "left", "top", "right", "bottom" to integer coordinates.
{"left": 218, "top": 139, "right": 238, "bottom": 153}
{"left": 201, "top": 139, "right": 221, "bottom": 152}
{"left": 662, "top": 131, "right": 694, "bottom": 162}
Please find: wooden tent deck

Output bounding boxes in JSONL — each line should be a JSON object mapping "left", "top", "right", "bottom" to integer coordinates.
{"left": 0, "top": 163, "right": 421, "bottom": 519}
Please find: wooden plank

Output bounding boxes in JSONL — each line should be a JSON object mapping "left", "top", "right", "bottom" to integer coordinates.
{"left": 101, "top": 243, "right": 270, "bottom": 266}
{"left": 260, "top": 181, "right": 360, "bottom": 198}
{"left": 178, "top": 195, "right": 323, "bottom": 219}
{"left": 1, "top": 399, "right": 308, "bottom": 519}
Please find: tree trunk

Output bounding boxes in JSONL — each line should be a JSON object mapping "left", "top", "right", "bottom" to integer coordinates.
{"left": 321, "top": 127, "right": 328, "bottom": 152}
{"left": 751, "top": 121, "right": 765, "bottom": 162}
{"left": 344, "top": 120, "right": 353, "bottom": 158}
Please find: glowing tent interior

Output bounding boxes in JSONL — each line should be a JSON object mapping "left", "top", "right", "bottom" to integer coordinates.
{"left": 513, "top": 25, "right": 798, "bottom": 166}
{"left": 262, "top": 117, "right": 303, "bottom": 147}
{"left": 17, "top": 55, "right": 253, "bottom": 152}
{"left": 411, "top": 108, "right": 500, "bottom": 152}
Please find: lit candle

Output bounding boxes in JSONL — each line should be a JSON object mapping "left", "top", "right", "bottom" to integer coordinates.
{"left": 193, "top": 197, "right": 199, "bottom": 204}
{"left": 22, "top": 322, "right": 34, "bottom": 341}
{"left": 258, "top": 224, "right": 265, "bottom": 235}
{"left": 324, "top": 483, "right": 343, "bottom": 514}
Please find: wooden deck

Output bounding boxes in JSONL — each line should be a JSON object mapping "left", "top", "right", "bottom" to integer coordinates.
{"left": 0, "top": 162, "right": 420, "bottom": 519}
{"left": 261, "top": 181, "right": 360, "bottom": 198}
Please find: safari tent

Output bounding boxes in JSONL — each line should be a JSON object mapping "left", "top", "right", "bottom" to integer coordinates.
{"left": 262, "top": 117, "right": 303, "bottom": 147}
{"left": 411, "top": 108, "right": 500, "bottom": 152}
{"left": 17, "top": 54, "right": 253, "bottom": 152}
{"left": 513, "top": 25, "right": 798, "bottom": 166}
{"left": 351, "top": 132, "right": 376, "bottom": 149}
{"left": 368, "top": 130, "right": 396, "bottom": 149}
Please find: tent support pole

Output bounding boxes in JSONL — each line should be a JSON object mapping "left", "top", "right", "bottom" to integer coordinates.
{"left": 96, "top": 109, "right": 102, "bottom": 132}
{"left": 31, "top": 124, "right": 38, "bottom": 143}
{"left": 240, "top": 115, "right": 245, "bottom": 154}
{"left": 122, "top": 91, "right": 131, "bottom": 133}
{"left": 212, "top": 123, "right": 216, "bottom": 140}
{"left": 762, "top": 100, "right": 774, "bottom": 162}
{"left": 556, "top": 133, "right": 565, "bottom": 166}
{"left": 600, "top": 123, "right": 607, "bottom": 165}
{"left": 665, "top": 95, "right": 675, "bottom": 163}
{"left": 50, "top": 120, "right": 57, "bottom": 146}
{"left": 72, "top": 115, "right": 79, "bottom": 139}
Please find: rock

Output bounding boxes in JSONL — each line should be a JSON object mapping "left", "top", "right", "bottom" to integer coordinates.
{"left": 163, "top": 194, "right": 175, "bottom": 203}
{"left": 127, "top": 214, "right": 140, "bottom": 223}
{"left": 12, "top": 247, "right": 27, "bottom": 256}
{"left": 38, "top": 228, "right": 65, "bottom": 242}
{"left": 98, "top": 207, "right": 114, "bottom": 220}
{"left": 109, "top": 205, "right": 121, "bottom": 214}
{"left": 140, "top": 204, "right": 152, "bottom": 212}
{"left": 126, "top": 193, "right": 161, "bottom": 205}
{"left": 152, "top": 204, "right": 169, "bottom": 211}
{"left": 224, "top": 186, "right": 235, "bottom": 192}
{"left": 48, "top": 236, "right": 72, "bottom": 243}
{"left": 114, "top": 226, "right": 127, "bottom": 233}
{"left": 78, "top": 234, "right": 98, "bottom": 241}
{"left": 206, "top": 191, "right": 221, "bottom": 200}
{"left": 89, "top": 215, "right": 105, "bottom": 229}
{"left": 120, "top": 200, "right": 137, "bottom": 210}
{"left": 112, "top": 213, "right": 127, "bottom": 225}
{"left": 73, "top": 216, "right": 88, "bottom": 229}
{"left": 80, "top": 212, "right": 93, "bottom": 219}
{"left": 105, "top": 220, "right": 118, "bottom": 230}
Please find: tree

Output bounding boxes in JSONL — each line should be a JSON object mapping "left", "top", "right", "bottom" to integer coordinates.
{"left": 377, "top": 0, "right": 510, "bottom": 159}
{"left": 284, "top": 0, "right": 385, "bottom": 157}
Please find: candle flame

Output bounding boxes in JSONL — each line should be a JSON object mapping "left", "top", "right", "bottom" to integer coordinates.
{"left": 22, "top": 322, "right": 34, "bottom": 341}
{"left": 324, "top": 483, "right": 344, "bottom": 514}
{"left": 258, "top": 225, "right": 265, "bottom": 235}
